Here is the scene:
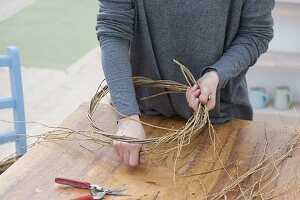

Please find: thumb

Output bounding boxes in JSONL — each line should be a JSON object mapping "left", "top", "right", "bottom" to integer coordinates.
{"left": 139, "top": 145, "right": 147, "bottom": 164}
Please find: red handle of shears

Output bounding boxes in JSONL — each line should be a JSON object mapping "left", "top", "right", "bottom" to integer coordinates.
{"left": 55, "top": 177, "right": 91, "bottom": 189}
{"left": 71, "top": 195, "right": 94, "bottom": 200}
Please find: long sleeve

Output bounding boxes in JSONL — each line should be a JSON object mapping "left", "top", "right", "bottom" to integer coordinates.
{"left": 96, "top": 0, "right": 140, "bottom": 120}
{"left": 203, "top": 0, "right": 275, "bottom": 88}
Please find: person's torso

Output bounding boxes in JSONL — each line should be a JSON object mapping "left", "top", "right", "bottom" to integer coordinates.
{"left": 130, "top": 0, "right": 252, "bottom": 122}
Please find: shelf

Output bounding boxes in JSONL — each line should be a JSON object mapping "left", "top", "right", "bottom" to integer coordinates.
{"left": 276, "top": 0, "right": 300, "bottom": 4}
{"left": 274, "top": 0, "right": 300, "bottom": 16}
{"left": 254, "top": 101, "right": 300, "bottom": 115}
{"left": 253, "top": 101, "right": 300, "bottom": 126}
{"left": 255, "top": 51, "right": 300, "bottom": 69}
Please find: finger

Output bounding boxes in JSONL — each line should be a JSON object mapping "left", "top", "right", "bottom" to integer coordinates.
{"left": 186, "top": 87, "right": 191, "bottom": 101}
{"left": 187, "top": 84, "right": 198, "bottom": 96}
{"left": 188, "top": 88, "right": 200, "bottom": 107}
{"left": 189, "top": 89, "right": 200, "bottom": 107}
{"left": 128, "top": 145, "right": 141, "bottom": 167}
{"left": 189, "top": 84, "right": 198, "bottom": 91}
{"left": 139, "top": 145, "right": 147, "bottom": 164}
{"left": 206, "top": 95, "right": 216, "bottom": 111}
{"left": 186, "top": 85, "right": 197, "bottom": 102}
{"left": 114, "top": 147, "right": 120, "bottom": 157}
{"left": 123, "top": 148, "right": 130, "bottom": 165}
{"left": 117, "top": 148, "right": 124, "bottom": 162}
{"left": 113, "top": 141, "right": 123, "bottom": 162}
{"left": 199, "top": 86, "right": 210, "bottom": 104}
{"left": 191, "top": 98, "right": 200, "bottom": 111}
{"left": 192, "top": 88, "right": 201, "bottom": 98}
{"left": 189, "top": 89, "right": 197, "bottom": 104}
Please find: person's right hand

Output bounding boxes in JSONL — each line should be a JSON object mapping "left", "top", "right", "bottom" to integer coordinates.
{"left": 113, "top": 115, "right": 146, "bottom": 167}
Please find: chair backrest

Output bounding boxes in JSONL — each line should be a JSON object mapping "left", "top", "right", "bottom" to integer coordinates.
{"left": 0, "top": 46, "right": 27, "bottom": 156}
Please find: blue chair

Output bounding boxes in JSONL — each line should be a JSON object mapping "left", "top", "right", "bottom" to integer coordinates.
{"left": 0, "top": 46, "right": 27, "bottom": 156}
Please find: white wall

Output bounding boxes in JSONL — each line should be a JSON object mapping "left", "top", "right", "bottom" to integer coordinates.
{"left": 269, "top": 2, "right": 300, "bottom": 53}
{"left": 247, "top": 1, "right": 300, "bottom": 102}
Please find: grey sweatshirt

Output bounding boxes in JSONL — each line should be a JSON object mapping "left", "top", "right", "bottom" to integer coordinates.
{"left": 96, "top": 0, "right": 274, "bottom": 123}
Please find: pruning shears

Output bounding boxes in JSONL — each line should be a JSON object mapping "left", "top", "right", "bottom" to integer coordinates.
{"left": 55, "top": 177, "right": 130, "bottom": 200}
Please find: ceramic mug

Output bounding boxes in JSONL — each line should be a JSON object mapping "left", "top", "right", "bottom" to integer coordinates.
{"left": 249, "top": 87, "right": 269, "bottom": 108}
{"left": 273, "top": 86, "right": 293, "bottom": 110}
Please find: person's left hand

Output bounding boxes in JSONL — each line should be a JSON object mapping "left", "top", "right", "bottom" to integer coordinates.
{"left": 186, "top": 71, "right": 219, "bottom": 111}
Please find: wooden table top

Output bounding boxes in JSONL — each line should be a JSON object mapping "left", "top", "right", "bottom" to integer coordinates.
{"left": 0, "top": 103, "right": 299, "bottom": 200}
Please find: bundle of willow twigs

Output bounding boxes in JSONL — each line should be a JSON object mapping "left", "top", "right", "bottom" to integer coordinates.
{"left": 87, "top": 59, "right": 208, "bottom": 158}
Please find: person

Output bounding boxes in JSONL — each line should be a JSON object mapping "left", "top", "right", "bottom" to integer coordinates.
{"left": 96, "top": 0, "right": 274, "bottom": 167}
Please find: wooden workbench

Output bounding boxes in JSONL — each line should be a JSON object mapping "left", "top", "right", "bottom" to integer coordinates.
{"left": 0, "top": 103, "right": 299, "bottom": 199}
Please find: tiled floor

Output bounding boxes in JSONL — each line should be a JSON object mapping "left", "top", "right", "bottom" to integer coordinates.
{"left": 0, "top": 0, "right": 106, "bottom": 160}
{"left": 0, "top": 47, "right": 105, "bottom": 160}
{"left": 0, "top": 0, "right": 35, "bottom": 22}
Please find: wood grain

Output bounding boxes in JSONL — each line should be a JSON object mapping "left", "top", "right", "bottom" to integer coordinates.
{"left": 0, "top": 103, "right": 299, "bottom": 199}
